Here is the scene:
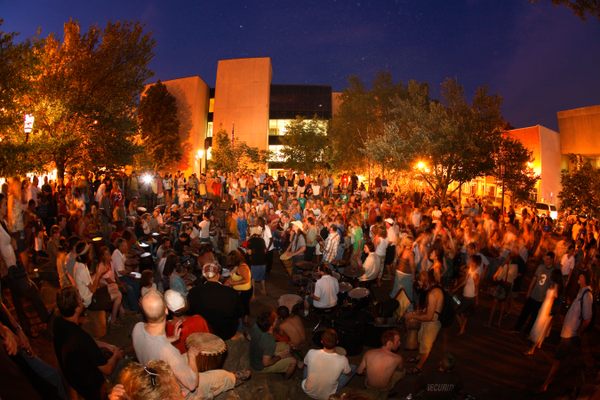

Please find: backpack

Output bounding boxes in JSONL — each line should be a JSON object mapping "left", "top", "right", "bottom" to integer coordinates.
{"left": 433, "top": 286, "right": 456, "bottom": 328}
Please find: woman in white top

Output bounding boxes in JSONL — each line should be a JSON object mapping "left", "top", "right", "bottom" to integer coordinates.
{"left": 97, "top": 246, "right": 124, "bottom": 325}
{"left": 454, "top": 254, "right": 480, "bottom": 335}
{"left": 358, "top": 242, "right": 379, "bottom": 284}
{"left": 72, "top": 242, "right": 121, "bottom": 325}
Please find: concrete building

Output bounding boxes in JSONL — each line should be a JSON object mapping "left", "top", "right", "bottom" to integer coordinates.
{"left": 557, "top": 105, "right": 600, "bottom": 170}
{"left": 145, "top": 57, "right": 335, "bottom": 175}
{"left": 506, "top": 125, "right": 561, "bottom": 205}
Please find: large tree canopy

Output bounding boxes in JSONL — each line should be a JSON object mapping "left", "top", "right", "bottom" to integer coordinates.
{"left": 138, "top": 81, "right": 182, "bottom": 170}
{"left": 280, "top": 116, "right": 330, "bottom": 173}
{"left": 366, "top": 78, "right": 506, "bottom": 201}
{"left": 329, "top": 72, "right": 405, "bottom": 172}
{"left": 29, "top": 20, "right": 154, "bottom": 180}
{"left": 559, "top": 160, "right": 600, "bottom": 218}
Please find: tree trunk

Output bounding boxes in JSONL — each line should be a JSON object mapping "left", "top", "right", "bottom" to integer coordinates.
{"left": 56, "top": 160, "right": 66, "bottom": 186}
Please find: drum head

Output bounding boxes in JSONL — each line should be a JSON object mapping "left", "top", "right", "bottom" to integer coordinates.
{"left": 137, "top": 207, "right": 147, "bottom": 213}
{"left": 339, "top": 282, "right": 353, "bottom": 293}
{"left": 186, "top": 332, "right": 226, "bottom": 354}
{"left": 221, "top": 268, "right": 231, "bottom": 278}
{"left": 280, "top": 252, "right": 292, "bottom": 261}
{"left": 348, "top": 287, "right": 369, "bottom": 299}
{"left": 140, "top": 252, "right": 151, "bottom": 258}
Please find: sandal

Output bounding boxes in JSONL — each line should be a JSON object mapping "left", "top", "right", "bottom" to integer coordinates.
{"left": 234, "top": 369, "right": 251, "bottom": 386}
{"left": 407, "top": 367, "right": 422, "bottom": 375}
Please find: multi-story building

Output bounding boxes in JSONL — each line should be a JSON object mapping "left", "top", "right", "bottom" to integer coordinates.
{"left": 557, "top": 105, "right": 600, "bottom": 170}
{"left": 150, "top": 57, "right": 335, "bottom": 174}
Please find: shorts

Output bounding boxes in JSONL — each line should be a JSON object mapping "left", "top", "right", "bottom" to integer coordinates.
{"left": 418, "top": 320, "right": 441, "bottom": 355}
{"left": 251, "top": 265, "right": 266, "bottom": 281}
{"left": 88, "top": 285, "right": 113, "bottom": 311}
{"left": 554, "top": 337, "right": 581, "bottom": 361}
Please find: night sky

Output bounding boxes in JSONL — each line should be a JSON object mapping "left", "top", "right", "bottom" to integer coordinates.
{"left": 3, "top": 0, "right": 600, "bottom": 130}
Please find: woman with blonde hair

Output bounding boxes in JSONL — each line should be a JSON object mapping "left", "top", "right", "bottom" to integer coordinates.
{"left": 109, "top": 360, "right": 184, "bottom": 400}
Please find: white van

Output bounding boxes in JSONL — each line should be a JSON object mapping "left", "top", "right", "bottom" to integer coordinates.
{"left": 535, "top": 202, "right": 558, "bottom": 220}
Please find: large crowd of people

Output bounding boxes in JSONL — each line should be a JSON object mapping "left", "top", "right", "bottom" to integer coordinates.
{"left": 0, "top": 168, "right": 598, "bottom": 399}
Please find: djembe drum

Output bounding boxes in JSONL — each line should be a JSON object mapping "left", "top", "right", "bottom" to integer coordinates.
{"left": 185, "top": 332, "right": 227, "bottom": 372}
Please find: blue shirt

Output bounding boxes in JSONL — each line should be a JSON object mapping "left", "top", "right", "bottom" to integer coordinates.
{"left": 237, "top": 218, "right": 248, "bottom": 241}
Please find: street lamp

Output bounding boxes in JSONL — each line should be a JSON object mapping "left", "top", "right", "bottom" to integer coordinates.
{"left": 196, "top": 149, "right": 205, "bottom": 174}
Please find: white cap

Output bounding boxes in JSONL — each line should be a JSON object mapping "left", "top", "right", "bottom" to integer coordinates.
{"left": 291, "top": 220, "right": 304, "bottom": 230}
{"left": 164, "top": 290, "right": 186, "bottom": 312}
{"left": 385, "top": 218, "right": 394, "bottom": 225}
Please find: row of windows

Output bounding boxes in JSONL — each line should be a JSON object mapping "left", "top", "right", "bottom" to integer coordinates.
{"left": 206, "top": 119, "right": 327, "bottom": 138}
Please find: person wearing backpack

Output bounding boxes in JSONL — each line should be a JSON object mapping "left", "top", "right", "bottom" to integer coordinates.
{"left": 405, "top": 270, "right": 443, "bottom": 375}
{"left": 540, "top": 271, "right": 593, "bottom": 393}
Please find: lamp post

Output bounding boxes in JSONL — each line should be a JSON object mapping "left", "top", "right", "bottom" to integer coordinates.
{"left": 196, "top": 149, "right": 205, "bottom": 174}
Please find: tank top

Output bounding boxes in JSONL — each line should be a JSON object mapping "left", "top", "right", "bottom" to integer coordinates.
{"left": 231, "top": 266, "right": 252, "bottom": 291}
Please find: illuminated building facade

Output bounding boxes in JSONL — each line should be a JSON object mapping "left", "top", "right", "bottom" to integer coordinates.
{"left": 147, "top": 57, "right": 335, "bottom": 175}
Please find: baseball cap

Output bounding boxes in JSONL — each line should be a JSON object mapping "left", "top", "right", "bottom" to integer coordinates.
{"left": 385, "top": 218, "right": 394, "bottom": 224}
{"left": 164, "top": 290, "right": 186, "bottom": 312}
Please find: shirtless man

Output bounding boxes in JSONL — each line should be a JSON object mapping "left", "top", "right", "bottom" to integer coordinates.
{"left": 276, "top": 305, "right": 306, "bottom": 350}
{"left": 357, "top": 329, "right": 404, "bottom": 392}
{"left": 405, "top": 270, "right": 443, "bottom": 373}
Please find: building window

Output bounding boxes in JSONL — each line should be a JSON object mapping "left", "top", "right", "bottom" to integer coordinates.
{"left": 207, "top": 122, "right": 213, "bottom": 138}
{"left": 268, "top": 119, "right": 328, "bottom": 136}
{"left": 208, "top": 98, "right": 214, "bottom": 113}
{"left": 268, "top": 145, "right": 286, "bottom": 162}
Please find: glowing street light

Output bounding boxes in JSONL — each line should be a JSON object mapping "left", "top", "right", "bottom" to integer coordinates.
{"left": 196, "top": 149, "right": 204, "bottom": 159}
{"left": 415, "top": 160, "right": 430, "bottom": 173}
{"left": 141, "top": 173, "right": 153, "bottom": 185}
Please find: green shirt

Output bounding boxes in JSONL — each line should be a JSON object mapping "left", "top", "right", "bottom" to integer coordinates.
{"left": 249, "top": 323, "right": 275, "bottom": 370}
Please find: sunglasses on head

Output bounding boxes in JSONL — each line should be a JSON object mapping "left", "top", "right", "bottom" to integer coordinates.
{"left": 144, "top": 366, "right": 159, "bottom": 387}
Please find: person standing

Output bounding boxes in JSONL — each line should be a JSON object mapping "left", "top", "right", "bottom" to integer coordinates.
{"left": 525, "top": 269, "right": 563, "bottom": 355}
{"left": 540, "top": 272, "right": 593, "bottom": 392}
{"left": 247, "top": 227, "right": 267, "bottom": 297}
{"left": 513, "top": 251, "right": 556, "bottom": 333}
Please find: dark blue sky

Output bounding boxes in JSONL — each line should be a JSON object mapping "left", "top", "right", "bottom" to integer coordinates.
{"left": 3, "top": 0, "right": 600, "bottom": 130}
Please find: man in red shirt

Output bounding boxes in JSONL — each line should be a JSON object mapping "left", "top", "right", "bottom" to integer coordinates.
{"left": 164, "top": 290, "right": 211, "bottom": 354}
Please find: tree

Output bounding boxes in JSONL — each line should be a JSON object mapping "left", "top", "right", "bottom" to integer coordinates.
{"left": 492, "top": 136, "right": 539, "bottom": 206}
{"left": 210, "top": 130, "right": 269, "bottom": 173}
{"left": 0, "top": 21, "right": 43, "bottom": 175}
{"left": 533, "top": 0, "right": 600, "bottom": 20}
{"left": 559, "top": 160, "right": 600, "bottom": 218}
{"left": 329, "top": 72, "right": 405, "bottom": 172}
{"left": 367, "top": 78, "right": 506, "bottom": 202}
{"left": 29, "top": 20, "right": 154, "bottom": 180}
{"left": 138, "top": 81, "right": 182, "bottom": 169}
{"left": 280, "top": 116, "right": 330, "bottom": 173}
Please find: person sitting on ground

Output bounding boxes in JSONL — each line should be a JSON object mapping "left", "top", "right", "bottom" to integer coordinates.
{"left": 275, "top": 304, "right": 307, "bottom": 351}
{"left": 357, "top": 329, "right": 404, "bottom": 393}
{"left": 132, "top": 290, "right": 249, "bottom": 400}
{"left": 302, "top": 328, "right": 355, "bottom": 399}
{"left": 72, "top": 241, "right": 122, "bottom": 326}
{"left": 109, "top": 360, "right": 184, "bottom": 400}
{"left": 187, "top": 263, "right": 243, "bottom": 340}
{"left": 164, "top": 290, "right": 210, "bottom": 354}
{"left": 405, "top": 270, "right": 443, "bottom": 374}
{"left": 249, "top": 310, "right": 297, "bottom": 378}
{"left": 311, "top": 264, "right": 339, "bottom": 310}
{"left": 53, "top": 286, "right": 124, "bottom": 400}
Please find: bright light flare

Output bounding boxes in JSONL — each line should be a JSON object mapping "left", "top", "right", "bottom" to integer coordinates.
{"left": 415, "top": 160, "right": 430, "bottom": 173}
{"left": 141, "top": 174, "right": 153, "bottom": 185}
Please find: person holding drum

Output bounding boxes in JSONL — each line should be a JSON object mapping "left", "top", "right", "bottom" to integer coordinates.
{"left": 132, "top": 290, "right": 249, "bottom": 400}
{"left": 164, "top": 290, "right": 210, "bottom": 354}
